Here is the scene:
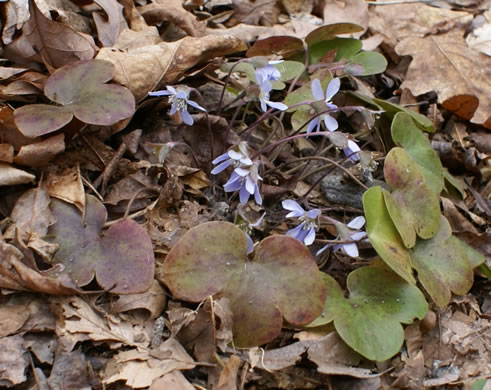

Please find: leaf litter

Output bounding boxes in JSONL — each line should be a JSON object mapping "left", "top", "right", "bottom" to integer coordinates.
{"left": 0, "top": 0, "right": 489, "bottom": 389}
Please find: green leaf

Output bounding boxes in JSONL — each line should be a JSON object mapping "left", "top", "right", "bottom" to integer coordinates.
{"left": 346, "top": 51, "right": 388, "bottom": 76}
{"left": 247, "top": 36, "right": 304, "bottom": 58}
{"left": 310, "top": 38, "right": 362, "bottom": 64}
{"left": 14, "top": 60, "right": 135, "bottom": 138}
{"left": 311, "top": 263, "right": 427, "bottom": 361}
{"left": 410, "top": 216, "right": 479, "bottom": 307}
{"left": 276, "top": 61, "right": 305, "bottom": 82}
{"left": 383, "top": 147, "right": 440, "bottom": 247}
{"left": 442, "top": 168, "right": 465, "bottom": 199}
{"left": 305, "top": 23, "right": 364, "bottom": 46}
{"left": 391, "top": 113, "right": 444, "bottom": 194}
{"left": 372, "top": 98, "right": 434, "bottom": 132}
{"left": 163, "top": 221, "right": 326, "bottom": 347}
{"left": 47, "top": 195, "right": 154, "bottom": 294}
{"left": 363, "top": 186, "right": 415, "bottom": 284}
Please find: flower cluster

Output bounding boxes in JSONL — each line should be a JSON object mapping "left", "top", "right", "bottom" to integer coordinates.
{"left": 212, "top": 142, "right": 263, "bottom": 205}
{"left": 282, "top": 200, "right": 320, "bottom": 246}
{"left": 149, "top": 86, "right": 206, "bottom": 125}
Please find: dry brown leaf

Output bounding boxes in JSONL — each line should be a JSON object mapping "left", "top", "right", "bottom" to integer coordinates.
{"left": 96, "top": 32, "right": 246, "bottom": 102}
{"left": 103, "top": 337, "right": 195, "bottom": 388}
{"left": 226, "top": 0, "right": 281, "bottom": 27}
{"left": 0, "top": 304, "right": 30, "bottom": 338}
{"left": 322, "top": 0, "right": 368, "bottom": 37}
{"left": 216, "top": 355, "right": 242, "bottom": 390}
{"left": 5, "top": 0, "right": 97, "bottom": 69}
{"left": 13, "top": 133, "right": 65, "bottom": 167}
{"left": 110, "top": 279, "right": 166, "bottom": 320}
{"left": 24, "top": 333, "right": 57, "bottom": 364}
{"left": 5, "top": 185, "right": 56, "bottom": 243}
{"left": 93, "top": 0, "right": 126, "bottom": 47}
{"left": 59, "top": 296, "right": 149, "bottom": 349}
{"left": 47, "top": 348, "right": 92, "bottom": 389}
{"left": 45, "top": 164, "right": 85, "bottom": 213}
{"left": 396, "top": 28, "right": 491, "bottom": 128}
{"left": 1, "top": 0, "right": 30, "bottom": 45}
{"left": 281, "top": 0, "right": 314, "bottom": 15}
{"left": 0, "top": 106, "right": 33, "bottom": 150}
{"left": 0, "top": 162, "right": 35, "bottom": 186}
{"left": 149, "top": 370, "right": 196, "bottom": 390}
{"left": 139, "top": 0, "right": 206, "bottom": 37}
{"left": 206, "top": 22, "right": 296, "bottom": 43}
{"left": 0, "top": 144, "right": 14, "bottom": 163}
{"left": 0, "top": 335, "right": 28, "bottom": 387}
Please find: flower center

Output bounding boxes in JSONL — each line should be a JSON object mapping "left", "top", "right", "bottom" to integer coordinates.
{"left": 299, "top": 214, "right": 317, "bottom": 231}
{"left": 169, "top": 96, "right": 187, "bottom": 111}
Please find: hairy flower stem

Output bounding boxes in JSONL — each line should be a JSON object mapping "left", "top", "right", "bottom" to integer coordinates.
{"left": 217, "top": 60, "right": 250, "bottom": 115}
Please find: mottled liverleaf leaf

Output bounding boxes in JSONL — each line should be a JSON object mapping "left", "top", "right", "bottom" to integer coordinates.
{"left": 410, "top": 216, "right": 484, "bottom": 307}
{"left": 47, "top": 195, "right": 154, "bottom": 294}
{"left": 391, "top": 112, "right": 444, "bottom": 194}
{"left": 363, "top": 186, "right": 415, "bottom": 284}
{"left": 305, "top": 23, "right": 364, "bottom": 46}
{"left": 309, "top": 263, "right": 427, "bottom": 361}
{"left": 383, "top": 147, "right": 440, "bottom": 247}
{"left": 372, "top": 98, "right": 434, "bottom": 132}
{"left": 346, "top": 51, "right": 388, "bottom": 76}
{"left": 163, "top": 221, "right": 326, "bottom": 347}
{"left": 247, "top": 36, "right": 304, "bottom": 58}
{"left": 14, "top": 60, "right": 135, "bottom": 138}
{"left": 310, "top": 38, "right": 362, "bottom": 64}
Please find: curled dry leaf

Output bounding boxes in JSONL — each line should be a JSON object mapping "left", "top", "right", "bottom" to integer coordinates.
{"left": 0, "top": 162, "right": 35, "bottom": 186}
{"left": 13, "top": 133, "right": 65, "bottom": 167}
{"left": 96, "top": 33, "right": 247, "bottom": 102}
{"left": 5, "top": 0, "right": 97, "bottom": 69}
{"left": 93, "top": 0, "right": 126, "bottom": 47}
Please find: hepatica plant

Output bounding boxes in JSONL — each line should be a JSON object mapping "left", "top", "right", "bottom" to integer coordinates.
{"left": 14, "top": 60, "right": 135, "bottom": 138}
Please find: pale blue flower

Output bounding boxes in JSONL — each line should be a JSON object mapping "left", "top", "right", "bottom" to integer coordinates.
{"left": 223, "top": 163, "right": 263, "bottom": 205}
{"left": 254, "top": 68, "right": 288, "bottom": 112}
{"left": 149, "top": 86, "right": 206, "bottom": 125}
{"left": 244, "top": 213, "right": 266, "bottom": 254}
{"left": 343, "top": 139, "right": 361, "bottom": 162}
{"left": 255, "top": 63, "right": 281, "bottom": 84}
{"left": 307, "top": 78, "right": 340, "bottom": 133}
{"left": 211, "top": 142, "right": 252, "bottom": 175}
{"left": 282, "top": 200, "right": 320, "bottom": 246}
{"left": 317, "top": 216, "right": 366, "bottom": 257}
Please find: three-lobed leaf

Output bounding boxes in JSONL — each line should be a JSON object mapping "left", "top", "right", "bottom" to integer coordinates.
{"left": 47, "top": 195, "right": 154, "bottom": 294}
{"left": 163, "top": 221, "right": 326, "bottom": 347}
{"left": 308, "top": 263, "right": 428, "bottom": 361}
{"left": 14, "top": 60, "right": 135, "bottom": 138}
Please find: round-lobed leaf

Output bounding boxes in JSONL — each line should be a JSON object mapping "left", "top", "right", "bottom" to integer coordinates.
{"left": 309, "top": 38, "right": 362, "bottom": 64}
{"left": 363, "top": 186, "right": 415, "bottom": 284}
{"left": 312, "top": 263, "right": 428, "bottom": 361}
{"left": 347, "top": 51, "right": 388, "bottom": 76}
{"left": 163, "top": 222, "right": 326, "bottom": 347}
{"left": 305, "top": 23, "right": 364, "bottom": 46}
{"left": 373, "top": 98, "right": 434, "bottom": 132}
{"left": 47, "top": 195, "right": 154, "bottom": 294}
{"left": 247, "top": 36, "right": 304, "bottom": 58}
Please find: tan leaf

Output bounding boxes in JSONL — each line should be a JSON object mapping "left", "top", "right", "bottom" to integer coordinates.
{"left": 96, "top": 32, "right": 246, "bottom": 101}
{"left": 0, "top": 162, "right": 35, "bottom": 186}
{"left": 110, "top": 279, "right": 166, "bottom": 320}
{"left": 45, "top": 164, "right": 85, "bottom": 213}
{"left": 93, "top": 0, "right": 127, "bottom": 47}
{"left": 139, "top": 0, "right": 206, "bottom": 37}
{"left": 1, "top": 0, "right": 30, "bottom": 45}
{"left": 103, "top": 338, "right": 195, "bottom": 388}
{"left": 0, "top": 335, "right": 28, "bottom": 387}
{"left": 216, "top": 355, "right": 242, "bottom": 390}
{"left": 5, "top": 185, "right": 55, "bottom": 243}
{"left": 322, "top": 0, "right": 368, "bottom": 37}
{"left": 0, "top": 304, "right": 30, "bottom": 338}
{"left": 13, "top": 133, "right": 65, "bottom": 167}
{"left": 5, "top": 0, "right": 97, "bottom": 69}
{"left": 0, "top": 144, "right": 14, "bottom": 163}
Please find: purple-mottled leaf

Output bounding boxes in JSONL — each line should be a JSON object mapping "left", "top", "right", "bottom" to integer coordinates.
{"left": 14, "top": 60, "right": 135, "bottom": 138}
{"left": 13, "top": 104, "right": 73, "bottom": 138}
{"left": 305, "top": 23, "right": 364, "bottom": 46}
{"left": 247, "top": 36, "right": 304, "bottom": 58}
{"left": 163, "top": 221, "right": 326, "bottom": 347}
{"left": 47, "top": 195, "right": 154, "bottom": 294}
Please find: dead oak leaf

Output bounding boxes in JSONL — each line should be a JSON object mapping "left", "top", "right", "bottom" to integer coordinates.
{"left": 396, "top": 27, "right": 491, "bottom": 128}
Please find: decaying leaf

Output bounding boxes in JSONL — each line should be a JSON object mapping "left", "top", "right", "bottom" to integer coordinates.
{"left": 47, "top": 195, "right": 154, "bottom": 294}
{"left": 14, "top": 60, "right": 136, "bottom": 138}
{"left": 0, "top": 335, "right": 28, "bottom": 387}
{"left": 0, "top": 162, "right": 35, "bottom": 186}
{"left": 410, "top": 216, "right": 484, "bottom": 307}
{"left": 5, "top": 0, "right": 96, "bottom": 69}
{"left": 163, "top": 221, "right": 326, "bottom": 347}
